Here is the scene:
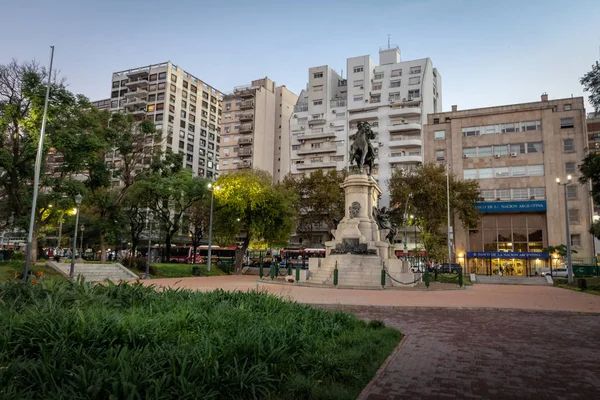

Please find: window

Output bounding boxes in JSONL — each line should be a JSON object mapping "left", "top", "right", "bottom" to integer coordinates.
{"left": 436, "top": 150, "right": 445, "bottom": 161}
{"left": 510, "top": 143, "right": 526, "bottom": 154}
{"left": 409, "top": 66, "right": 421, "bottom": 74}
{"left": 521, "top": 121, "right": 541, "bottom": 131}
{"left": 482, "top": 125, "right": 498, "bottom": 135}
{"left": 353, "top": 95, "right": 363, "bottom": 102}
{"left": 353, "top": 65, "right": 363, "bottom": 73}
{"left": 512, "top": 188, "right": 528, "bottom": 200}
{"left": 370, "top": 94, "right": 381, "bottom": 103}
{"left": 511, "top": 166, "right": 527, "bottom": 177}
{"left": 313, "top": 99, "right": 323, "bottom": 106}
{"left": 182, "top": 81, "right": 188, "bottom": 89}
{"left": 391, "top": 69, "right": 402, "bottom": 77}
{"left": 481, "top": 190, "right": 495, "bottom": 201}
{"left": 408, "top": 89, "right": 420, "bottom": 98}
{"left": 292, "top": 145, "right": 300, "bottom": 150}
{"left": 525, "top": 142, "right": 543, "bottom": 154}
{"left": 155, "top": 113, "right": 163, "bottom": 122}
{"left": 110, "top": 100, "right": 118, "bottom": 108}
{"left": 312, "top": 85, "right": 323, "bottom": 92}
{"left": 495, "top": 167, "right": 509, "bottom": 178}
{"left": 497, "top": 189, "right": 511, "bottom": 200}
{"left": 502, "top": 122, "right": 518, "bottom": 133}
{"left": 571, "top": 234, "right": 581, "bottom": 247}
{"left": 171, "top": 73, "right": 177, "bottom": 82}
{"left": 157, "top": 82, "right": 166, "bottom": 90}
{"left": 353, "top": 80, "right": 364, "bottom": 87}
{"left": 494, "top": 145, "right": 508, "bottom": 156}
{"left": 478, "top": 146, "right": 493, "bottom": 157}
{"left": 464, "top": 169, "right": 478, "bottom": 179}
{"left": 313, "top": 72, "right": 323, "bottom": 79}
{"left": 564, "top": 104, "right": 572, "bottom": 111}
{"left": 565, "top": 162, "right": 576, "bottom": 174}
{"left": 567, "top": 186, "right": 578, "bottom": 199}
{"left": 179, "top": 130, "right": 186, "bottom": 138}
{"left": 434, "top": 130, "right": 445, "bottom": 140}
{"left": 190, "top": 85, "right": 197, "bottom": 93}
{"left": 169, "top": 104, "right": 175, "bottom": 113}
{"left": 181, "top": 100, "right": 187, "bottom": 109}
{"left": 462, "top": 147, "right": 477, "bottom": 158}
{"left": 168, "top": 115, "right": 174, "bottom": 123}
{"left": 170, "top": 94, "right": 176, "bottom": 103}
{"left": 147, "top": 104, "right": 155, "bottom": 112}
{"left": 157, "top": 93, "right": 165, "bottom": 101}
{"left": 560, "top": 117, "right": 574, "bottom": 128}
{"left": 531, "top": 188, "right": 545, "bottom": 199}
{"left": 170, "top": 84, "right": 176, "bottom": 93}
{"left": 479, "top": 168, "right": 494, "bottom": 179}
{"left": 389, "top": 92, "right": 401, "bottom": 101}
{"left": 409, "top": 76, "right": 420, "bottom": 85}
{"left": 528, "top": 165, "right": 544, "bottom": 176}
{"left": 188, "top": 123, "right": 195, "bottom": 132}
{"left": 158, "top": 72, "right": 166, "bottom": 80}
{"left": 190, "top": 104, "right": 196, "bottom": 113}
{"left": 374, "top": 72, "right": 384, "bottom": 80}
{"left": 180, "top": 120, "right": 186, "bottom": 129}
{"left": 568, "top": 209, "right": 580, "bottom": 223}
{"left": 462, "top": 126, "right": 480, "bottom": 137}
{"left": 388, "top": 80, "right": 401, "bottom": 88}
{"left": 181, "top": 110, "right": 186, "bottom": 118}
{"left": 179, "top": 141, "right": 184, "bottom": 149}
{"left": 372, "top": 82, "right": 382, "bottom": 90}
{"left": 190, "top": 94, "right": 196, "bottom": 103}
{"left": 182, "top": 91, "right": 188, "bottom": 99}
{"left": 563, "top": 139, "right": 574, "bottom": 152}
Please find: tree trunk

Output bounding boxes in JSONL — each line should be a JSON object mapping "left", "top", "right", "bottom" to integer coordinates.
{"left": 235, "top": 236, "right": 250, "bottom": 274}
{"left": 165, "top": 234, "right": 172, "bottom": 263}
{"left": 192, "top": 244, "right": 197, "bottom": 264}
{"left": 131, "top": 237, "right": 139, "bottom": 257}
{"left": 30, "top": 224, "right": 40, "bottom": 265}
{"left": 99, "top": 232, "right": 107, "bottom": 262}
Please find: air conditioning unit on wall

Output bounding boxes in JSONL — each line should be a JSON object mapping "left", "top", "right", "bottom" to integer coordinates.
{"left": 463, "top": 154, "right": 469, "bottom": 159}
{"left": 494, "top": 154, "right": 501, "bottom": 158}
{"left": 510, "top": 152, "right": 517, "bottom": 157}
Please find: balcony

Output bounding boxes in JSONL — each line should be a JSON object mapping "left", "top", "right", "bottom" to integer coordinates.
{"left": 239, "top": 100, "right": 254, "bottom": 110}
{"left": 388, "top": 121, "right": 422, "bottom": 133}
{"left": 389, "top": 106, "right": 421, "bottom": 118}
{"left": 294, "top": 104, "right": 309, "bottom": 112}
{"left": 239, "top": 113, "right": 254, "bottom": 121}
{"left": 238, "top": 148, "right": 253, "bottom": 157}
{"left": 296, "top": 161, "right": 337, "bottom": 170}
{"left": 125, "top": 89, "right": 148, "bottom": 98}
{"left": 348, "top": 108, "right": 378, "bottom": 122}
{"left": 238, "top": 137, "right": 253, "bottom": 145}
{"left": 296, "top": 144, "right": 338, "bottom": 155}
{"left": 131, "top": 109, "right": 146, "bottom": 117}
{"left": 308, "top": 114, "right": 326, "bottom": 125}
{"left": 388, "top": 153, "right": 422, "bottom": 164}
{"left": 239, "top": 160, "right": 252, "bottom": 168}
{"left": 388, "top": 137, "right": 422, "bottom": 148}
{"left": 296, "top": 131, "right": 338, "bottom": 141}
{"left": 125, "top": 97, "right": 147, "bottom": 108}
{"left": 239, "top": 123, "right": 253, "bottom": 133}
{"left": 330, "top": 99, "right": 347, "bottom": 108}
{"left": 126, "top": 78, "right": 149, "bottom": 89}
{"left": 234, "top": 86, "right": 255, "bottom": 98}
{"left": 126, "top": 68, "right": 149, "bottom": 79}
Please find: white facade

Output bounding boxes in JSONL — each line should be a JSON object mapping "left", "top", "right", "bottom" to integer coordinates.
{"left": 108, "top": 61, "right": 223, "bottom": 180}
{"left": 290, "top": 47, "right": 442, "bottom": 207}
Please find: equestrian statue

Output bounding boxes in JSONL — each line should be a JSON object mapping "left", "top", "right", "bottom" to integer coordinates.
{"left": 349, "top": 121, "right": 376, "bottom": 175}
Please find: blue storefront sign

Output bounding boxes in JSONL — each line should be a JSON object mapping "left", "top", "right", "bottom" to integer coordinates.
{"left": 475, "top": 200, "right": 547, "bottom": 213}
{"left": 467, "top": 251, "right": 549, "bottom": 259}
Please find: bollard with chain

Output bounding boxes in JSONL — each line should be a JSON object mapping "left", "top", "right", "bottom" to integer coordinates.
{"left": 424, "top": 266, "right": 430, "bottom": 289}
{"left": 287, "top": 262, "right": 292, "bottom": 276}
{"left": 270, "top": 262, "right": 275, "bottom": 280}
{"left": 259, "top": 262, "right": 264, "bottom": 279}
{"left": 381, "top": 262, "right": 386, "bottom": 288}
{"left": 295, "top": 263, "right": 300, "bottom": 282}
{"left": 333, "top": 260, "right": 339, "bottom": 286}
{"left": 458, "top": 268, "right": 463, "bottom": 287}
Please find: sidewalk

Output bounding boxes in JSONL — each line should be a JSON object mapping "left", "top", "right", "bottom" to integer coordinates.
{"left": 141, "top": 275, "right": 600, "bottom": 313}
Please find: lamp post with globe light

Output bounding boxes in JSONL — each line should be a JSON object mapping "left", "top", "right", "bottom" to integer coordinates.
{"left": 69, "top": 194, "right": 83, "bottom": 279}
{"left": 556, "top": 176, "right": 574, "bottom": 284}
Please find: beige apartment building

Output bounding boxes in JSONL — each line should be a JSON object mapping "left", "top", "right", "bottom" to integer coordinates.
{"left": 424, "top": 94, "right": 594, "bottom": 275}
{"left": 108, "top": 61, "right": 223, "bottom": 180}
{"left": 219, "top": 77, "right": 297, "bottom": 182}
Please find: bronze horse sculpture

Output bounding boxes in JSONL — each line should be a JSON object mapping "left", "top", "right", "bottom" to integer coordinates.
{"left": 349, "top": 121, "right": 376, "bottom": 175}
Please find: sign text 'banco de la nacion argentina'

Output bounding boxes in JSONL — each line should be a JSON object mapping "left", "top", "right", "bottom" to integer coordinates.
{"left": 474, "top": 200, "right": 547, "bottom": 213}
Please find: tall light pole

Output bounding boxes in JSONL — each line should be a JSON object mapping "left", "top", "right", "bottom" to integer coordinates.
{"left": 557, "top": 175, "right": 574, "bottom": 283}
{"left": 144, "top": 211, "right": 153, "bottom": 280}
{"left": 403, "top": 193, "right": 413, "bottom": 253}
{"left": 23, "top": 46, "right": 55, "bottom": 282}
{"left": 446, "top": 164, "right": 452, "bottom": 264}
{"left": 207, "top": 183, "right": 220, "bottom": 272}
{"left": 79, "top": 225, "right": 85, "bottom": 259}
{"left": 69, "top": 193, "right": 83, "bottom": 279}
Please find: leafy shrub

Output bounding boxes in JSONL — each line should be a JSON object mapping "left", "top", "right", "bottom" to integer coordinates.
{"left": 122, "top": 256, "right": 156, "bottom": 276}
{"left": 0, "top": 280, "right": 401, "bottom": 399}
{"left": 10, "top": 251, "right": 24, "bottom": 261}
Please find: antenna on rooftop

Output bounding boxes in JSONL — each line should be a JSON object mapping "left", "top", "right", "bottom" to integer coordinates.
{"left": 387, "top": 34, "right": 391, "bottom": 49}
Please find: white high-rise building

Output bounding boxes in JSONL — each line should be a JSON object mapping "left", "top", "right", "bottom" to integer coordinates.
{"left": 290, "top": 46, "right": 442, "bottom": 207}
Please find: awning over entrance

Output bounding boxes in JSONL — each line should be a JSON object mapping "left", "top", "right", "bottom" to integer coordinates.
{"left": 467, "top": 251, "right": 549, "bottom": 259}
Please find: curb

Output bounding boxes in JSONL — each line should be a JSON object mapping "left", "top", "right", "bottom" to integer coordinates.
{"left": 255, "top": 278, "right": 468, "bottom": 291}
{"left": 358, "top": 334, "right": 409, "bottom": 400}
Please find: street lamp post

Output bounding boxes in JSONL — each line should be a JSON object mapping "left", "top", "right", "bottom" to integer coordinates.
{"left": 403, "top": 193, "right": 413, "bottom": 254}
{"left": 557, "top": 175, "right": 574, "bottom": 284}
{"left": 79, "top": 225, "right": 85, "bottom": 260}
{"left": 144, "top": 212, "right": 153, "bottom": 280}
{"left": 69, "top": 193, "right": 83, "bottom": 279}
{"left": 446, "top": 164, "right": 452, "bottom": 264}
{"left": 207, "top": 183, "right": 220, "bottom": 272}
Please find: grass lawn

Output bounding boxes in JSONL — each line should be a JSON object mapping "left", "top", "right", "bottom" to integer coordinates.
{"left": 0, "top": 260, "right": 64, "bottom": 281}
{"left": 0, "top": 280, "right": 401, "bottom": 399}
{"left": 554, "top": 277, "right": 600, "bottom": 296}
{"left": 149, "top": 262, "right": 228, "bottom": 278}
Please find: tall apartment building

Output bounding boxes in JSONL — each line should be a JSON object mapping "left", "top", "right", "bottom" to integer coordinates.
{"left": 91, "top": 99, "right": 111, "bottom": 110}
{"left": 219, "top": 77, "right": 297, "bottom": 182}
{"left": 424, "top": 94, "right": 594, "bottom": 275}
{"left": 108, "top": 62, "right": 223, "bottom": 180}
{"left": 290, "top": 46, "right": 442, "bottom": 207}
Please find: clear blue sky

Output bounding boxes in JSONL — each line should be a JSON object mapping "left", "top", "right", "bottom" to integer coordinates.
{"left": 1, "top": 0, "right": 599, "bottom": 111}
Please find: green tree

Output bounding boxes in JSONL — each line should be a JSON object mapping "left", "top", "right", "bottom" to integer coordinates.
{"left": 281, "top": 169, "right": 346, "bottom": 245}
{"left": 188, "top": 198, "right": 211, "bottom": 264}
{"left": 541, "top": 244, "right": 577, "bottom": 258}
{"left": 388, "top": 163, "right": 481, "bottom": 259}
{"left": 580, "top": 61, "right": 600, "bottom": 113}
{"left": 135, "top": 166, "right": 210, "bottom": 262}
{"left": 579, "top": 152, "right": 600, "bottom": 206}
{"left": 214, "top": 169, "right": 296, "bottom": 273}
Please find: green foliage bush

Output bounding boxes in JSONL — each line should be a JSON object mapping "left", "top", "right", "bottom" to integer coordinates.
{"left": 0, "top": 280, "right": 401, "bottom": 399}
{"left": 122, "top": 256, "right": 157, "bottom": 276}
{"left": 10, "top": 251, "right": 24, "bottom": 261}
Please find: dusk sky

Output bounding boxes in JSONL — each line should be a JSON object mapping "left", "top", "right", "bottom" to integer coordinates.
{"left": 1, "top": 0, "right": 599, "bottom": 111}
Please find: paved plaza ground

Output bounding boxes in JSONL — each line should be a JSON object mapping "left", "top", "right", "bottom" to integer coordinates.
{"left": 141, "top": 276, "right": 600, "bottom": 398}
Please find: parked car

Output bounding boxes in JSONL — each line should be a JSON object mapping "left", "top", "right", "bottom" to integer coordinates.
{"left": 438, "top": 263, "right": 462, "bottom": 274}
{"left": 541, "top": 268, "right": 568, "bottom": 277}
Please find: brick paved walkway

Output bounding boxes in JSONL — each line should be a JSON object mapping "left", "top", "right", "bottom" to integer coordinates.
{"left": 325, "top": 307, "right": 600, "bottom": 399}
